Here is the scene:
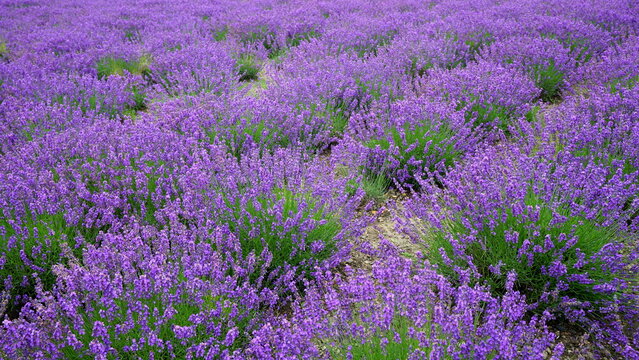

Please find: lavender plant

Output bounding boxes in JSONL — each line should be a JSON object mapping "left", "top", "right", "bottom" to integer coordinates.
{"left": 350, "top": 95, "right": 480, "bottom": 188}
{"left": 406, "top": 146, "right": 639, "bottom": 356}
{"left": 481, "top": 36, "right": 578, "bottom": 102}
{"left": 0, "top": 120, "right": 197, "bottom": 315}
{"left": 420, "top": 61, "right": 541, "bottom": 130}
{"left": 579, "top": 35, "right": 639, "bottom": 93}
{"left": 541, "top": 86, "right": 639, "bottom": 179}
{"left": 246, "top": 253, "right": 564, "bottom": 359}
{"left": 0, "top": 227, "right": 270, "bottom": 359}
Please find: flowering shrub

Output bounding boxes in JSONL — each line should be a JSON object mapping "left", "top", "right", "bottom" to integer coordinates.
{"left": 177, "top": 147, "right": 366, "bottom": 294}
{"left": 152, "top": 95, "right": 332, "bottom": 157}
{"left": 481, "top": 36, "right": 578, "bottom": 102}
{"left": 0, "top": 119, "right": 200, "bottom": 314}
{"left": 544, "top": 86, "right": 639, "bottom": 178}
{"left": 421, "top": 61, "right": 540, "bottom": 130}
{"left": 148, "top": 42, "right": 237, "bottom": 97}
{"left": 343, "top": 97, "right": 478, "bottom": 189}
{"left": 246, "top": 253, "right": 564, "bottom": 359}
{"left": 579, "top": 35, "right": 639, "bottom": 93}
{"left": 405, "top": 146, "right": 639, "bottom": 356}
{"left": 0, "top": 227, "right": 270, "bottom": 359}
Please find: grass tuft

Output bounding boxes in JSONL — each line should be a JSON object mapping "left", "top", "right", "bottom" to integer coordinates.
{"left": 531, "top": 61, "right": 565, "bottom": 102}
{"left": 237, "top": 54, "right": 260, "bottom": 82}
{"left": 96, "top": 56, "right": 151, "bottom": 80}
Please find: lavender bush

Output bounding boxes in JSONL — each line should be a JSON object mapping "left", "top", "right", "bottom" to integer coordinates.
{"left": 420, "top": 61, "right": 541, "bottom": 130}
{"left": 405, "top": 146, "right": 639, "bottom": 357}
{"left": 246, "top": 252, "right": 564, "bottom": 360}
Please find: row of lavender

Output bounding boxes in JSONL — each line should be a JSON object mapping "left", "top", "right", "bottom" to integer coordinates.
{"left": 1, "top": 0, "right": 638, "bottom": 358}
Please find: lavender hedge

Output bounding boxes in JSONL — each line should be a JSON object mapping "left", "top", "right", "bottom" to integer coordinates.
{"left": 1, "top": 0, "right": 638, "bottom": 358}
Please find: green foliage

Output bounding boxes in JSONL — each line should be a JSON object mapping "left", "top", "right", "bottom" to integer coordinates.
{"left": 237, "top": 54, "right": 260, "bottom": 82}
{"left": 126, "top": 172, "right": 164, "bottom": 226}
{"left": 74, "top": 156, "right": 171, "bottom": 226}
{"left": 223, "top": 188, "right": 341, "bottom": 286}
{"left": 572, "top": 142, "right": 638, "bottom": 177}
{"left": 531, "top": 61, "right": 565, "bottom": 102}
{"left": 330, "top": 108, "right": 349, "bottom": 138}
{"left": 0, "top": 41, "right": 8, "bottom": 60}
{"left": 267, "top": 47, "right": 287, "bottom": 61}
{"left": 212, "top": 27, "right": 228, "bottom": 42}
{"left": 240, "top": 27, "right": 279, "bottom": 57}
{"left": 264, "top": 30, "right": 320, "bottom": 61}
{"left": 346, "top": 171, "right": 390, "bottom": 204}
{"left": 352, "top": 30, "right": 397, "bottom": 57}
{"left": 542, "top": 33, "right": 593, "bottom": 65}
{"left": 62, "top": 55, "right": 151, "bottom": 117}
{"left": 464, "top": 31, "right": 494, "bottom": 61}
{"left": 129, "top": 86, "right": 147, "bottom": 112}
{"left": 19, "top": 121, "right": 41, "bottom": 142}
{"left": 525, "top": 105, "right": 541, "bottom": 123}
{"left": 287, "top": 30, "right": 319, "bottom": 47}
{"left": 566, "top": 39, "right": 593, "bottom": 65}
{"left": 270, "top": 83, "right": 390, "bottom": 151}
{"left": 96, "top": 56, "right": 151, "bottom": 80}
{"left": 326, "top": 308, "right": 532, "bottom": 359}
{"left": 322, "top": 77, "right": 400, "bottom": 144}
{"left": 51, "top": 92, "right": 120, "bottom": 118}
{"left": 461, "top": 98, "right": 515, "bottom": 130}
{"left": 444, "top": 31, "right": 493, "bottom": 67}
{"left": 124, "top": 28, "right": 141, "bottom": 43}
{"left": 407, "top": 57, "right": 434, "bottom": 78}
{"left": 356, "top": 79, "right": 388, "bottom": 105}
{"left": 58, "top": 282, "right": 255, "bottom": 358}
{"left": 331, "top": 78, "right": 397, "bottom": 133}
{"left": 324, "top": 100, "right": 351, "bottom": 138}
{"left": 296, "top": 101, "right": 350, "bottom": 142}
{"left": 428, "top": 192, "right": 626, "bottom": 310}
{"left": 166, "top": 43, "right": 182, "bottom": 52}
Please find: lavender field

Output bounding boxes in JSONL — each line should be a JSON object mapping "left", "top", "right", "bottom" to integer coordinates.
{"left": 1, "top": 0, "right": 638, "bottom": 358}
